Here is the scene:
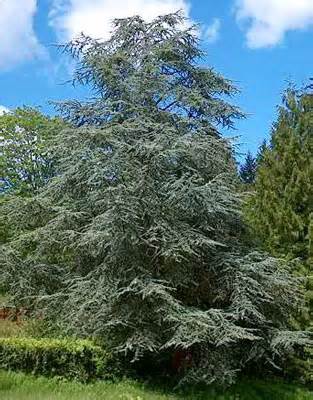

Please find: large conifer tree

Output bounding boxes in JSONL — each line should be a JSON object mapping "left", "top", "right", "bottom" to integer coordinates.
{"left": 246, "top": 88, "right": 313, "bottom": 379}
{"left": 247, "top": 89, "right": 313, "bottom": 261}
{"left": 1, "top": 14, "right": 307, "bottom": 385}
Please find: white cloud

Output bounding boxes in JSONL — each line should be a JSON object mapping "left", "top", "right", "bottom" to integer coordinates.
{"left": 0, "top": 106, "right": 9, "bottom": 115}
{"left": 49, "top": 0, "right": 191, "bottom": 42}
{"left": 235, "top": 0, "right": 313, "bottom": 48}
{"left": 0, "top": 0, "right": 45, "bottom": 70}
{"left": 204, "top": 18, "right": 221, "bottom": 43}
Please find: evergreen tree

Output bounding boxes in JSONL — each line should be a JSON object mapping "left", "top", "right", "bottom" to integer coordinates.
{"left": 247, "top": 89, "right": 313, "bottom": 262}
{"left": 246, "top": 88, "right": 313, "bottom": 380}
{"left": 1, "top": 13, "right": 308, "bottom": 385}
{"left": 256, "top": 139, "right": 269, "bottom": 165}
{"left": 239, "top": 151, "right": 257, "bottom": 184}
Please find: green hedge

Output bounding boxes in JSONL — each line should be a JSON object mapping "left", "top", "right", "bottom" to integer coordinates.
{"left": 0, "top": 337, "right": 109, "bottom": 381}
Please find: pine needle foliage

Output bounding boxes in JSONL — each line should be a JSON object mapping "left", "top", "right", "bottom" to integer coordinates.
{"left": 0, "top": 13, "right": 308, "bottom": 385}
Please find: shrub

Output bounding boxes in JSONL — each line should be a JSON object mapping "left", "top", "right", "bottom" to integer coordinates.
{"left": 0, "top": 337, "right": 109, "bottom": 381}
{"left": 290, "top": 347, "right": 313, "bottom": 385}
{"left": 0, "top": 321, "right": 25, "bottom": 338}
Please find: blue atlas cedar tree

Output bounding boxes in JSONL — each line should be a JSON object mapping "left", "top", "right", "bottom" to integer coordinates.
{"left": 0, "top": 12, "right": 310, "bottom": 386}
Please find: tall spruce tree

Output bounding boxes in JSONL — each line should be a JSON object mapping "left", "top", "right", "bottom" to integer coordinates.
{"left": 1, "top": 13, "right": 308, "bottom": 385}
{"left": 246, "top": 88, "right": 313, "bottom": 379}
{"left": 247, "top": 89, "right": 313, "bottom": 262}
{"left": 256, "top": 139, "right": 269, "bottom": 165}
{"left": 239, "top": 151, "right": 257, "bottom": 184}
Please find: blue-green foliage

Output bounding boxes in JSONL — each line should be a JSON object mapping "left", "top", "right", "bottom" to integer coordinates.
{"left": 0, "top": 13, "right": 310, "bottom": 386}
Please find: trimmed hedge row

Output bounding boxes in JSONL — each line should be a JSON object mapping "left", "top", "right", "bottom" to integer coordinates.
{"left": 0, "top": 337, "right": 109, "bottom": 381}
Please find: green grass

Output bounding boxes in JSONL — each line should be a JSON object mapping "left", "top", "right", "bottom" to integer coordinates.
{"left": 0, "top": 320, "right": 312, "bottom": 399}
{"left": 0, "top": 371, "right": 312, "bottom": 400}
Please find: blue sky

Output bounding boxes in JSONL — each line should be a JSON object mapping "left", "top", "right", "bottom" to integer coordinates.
{"left": 1, "top": 0, "right": 313, "bottom": 157}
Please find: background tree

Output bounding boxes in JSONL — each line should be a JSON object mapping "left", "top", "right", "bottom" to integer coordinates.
{"left": 239, "top": 151, "right": 257, "bottom": 184}
{"left": 1, "top": 13, "right": 308, "bottom": 386}
{"left": 246, "top": 89, "right": 313, "bottom": 262}
{"left": 256, "top": 139, "right": 269, "bottom": 165}
{"left": 245, "top": 87, "right": 313, "bottom": 380}
{"left": 0, "top": 107, "right": 64, "bottom": 195}
{"left": 0, "top": 107, "right": 64, "bottom": 252}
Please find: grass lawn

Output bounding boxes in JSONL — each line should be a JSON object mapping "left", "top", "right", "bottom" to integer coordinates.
{"left": 0, "top": 321, "right": 312, "bottom": 399}
{"left": 0, "top": 371, "right": 312, "bottom": 400}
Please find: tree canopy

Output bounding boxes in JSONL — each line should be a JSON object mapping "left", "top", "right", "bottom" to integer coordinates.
{"left": 0, "top": 107, "right": 64, "bottom": 195}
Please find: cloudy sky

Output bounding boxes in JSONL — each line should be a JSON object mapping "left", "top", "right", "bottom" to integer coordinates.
{"left": 1, "top": 0, "right": 313, "bottom": 155}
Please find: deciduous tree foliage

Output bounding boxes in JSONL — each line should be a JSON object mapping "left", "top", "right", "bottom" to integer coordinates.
{"left": 0, "top": 108, "right": 64, "bottom": 245}
{"left": 0, "top": 14, "right": 308, "bottom": 385}
{"left": 0, "top": 107, "right": 64, "bottom": 194}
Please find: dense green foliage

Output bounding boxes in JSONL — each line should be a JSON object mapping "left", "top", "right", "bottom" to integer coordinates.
{"left": 246, "top": 90, "right": 313, "bottom": 261}
{"left": 0, "top": 13, "right": 309, "bottom": 387}
{"left": 0, "top": 337, "right": 108, "bottom": 381}
{"left": 0, "top": 371, "right": 312, "bottom": 400}
{"left": 239, "top": 151, "right": 257, "bottom": 184}
{"left": 0, "top": 107, "right": 65, "bottom": 245}
{"left": 245, "top": 88, "right": 313, "bottom": 381}
{"left": 245, "top": 89, "right": 313, "bottom": 308}
{"left": 0, "top": 107, "right": 64, "bottom": 195}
